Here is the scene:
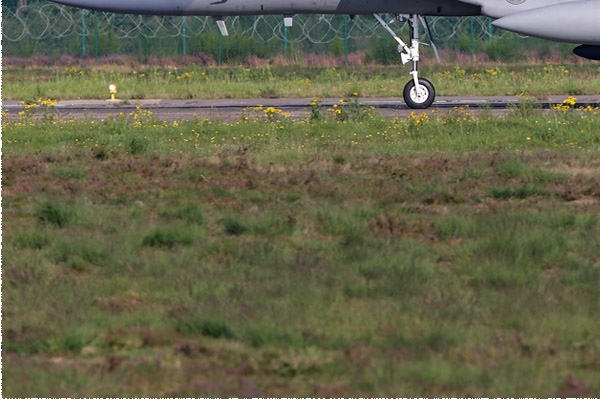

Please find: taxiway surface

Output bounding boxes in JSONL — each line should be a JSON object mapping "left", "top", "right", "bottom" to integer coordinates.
{"left": 3, "top": 95, "right": 600, "bottom": 121}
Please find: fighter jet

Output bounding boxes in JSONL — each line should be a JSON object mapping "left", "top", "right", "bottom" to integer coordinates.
{"left": 46, "top": 0, "right": 600, "bottom": 108}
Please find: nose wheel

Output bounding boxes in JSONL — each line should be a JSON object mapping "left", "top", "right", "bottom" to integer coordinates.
{"left": 403, "top": 78, "right": 435, "bottom": 109}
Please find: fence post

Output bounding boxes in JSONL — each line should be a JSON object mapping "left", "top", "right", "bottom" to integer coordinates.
{"left": 182, "top": 17, "right": 187, "bottom": 56}
{"left": 94, "top": 11, "right": 99, "bottom": 61}
{"left": 81, "top": 10, "right": 86, "bottom": 57}
{"left": 344, "top": 15, "right": 349, "bottom": 66}
{"left": 218, "top": 30, "right": 223, "bottom": 65}
{"left": 470, "top": 16, "right": 475, "bottom": 62}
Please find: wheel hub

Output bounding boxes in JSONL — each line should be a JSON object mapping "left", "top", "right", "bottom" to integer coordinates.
{"left": 410, "top": 85, "right": 429, "bottom": 104}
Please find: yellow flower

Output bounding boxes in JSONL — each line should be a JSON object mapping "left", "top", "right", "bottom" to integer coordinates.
{"left": 562, "top": 96, "right": 577, "bottom": 107}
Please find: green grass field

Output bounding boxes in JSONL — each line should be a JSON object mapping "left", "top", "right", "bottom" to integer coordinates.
{"left": 2, "top": 69, "right": 600, "bottom": 396}
{"left": 3, "top": 63, "right": 600, "bottom": 101}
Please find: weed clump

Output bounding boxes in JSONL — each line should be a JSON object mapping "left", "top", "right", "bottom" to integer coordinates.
{"left": 36, "top": 200, "right": 73, "bottom": 228}
{"left": 142, "top": 228, "right": 194, "bottom": 247}
{"left": 489, "top": 185, "right": 544, "bottom": 200}
{"left": 175, "top": 316, "right": 235, "bottom": 339}
{"left": 14, "top": 229, "right": 49, "bottom": 249}
{"left": 160, "top": 203, "right": 204, "bottom": 225}
{"left": 128, "top": 138, "right": 149, "bottom": 155}
{"left": 221, "top": 217, "right": 247, "bottom": 236}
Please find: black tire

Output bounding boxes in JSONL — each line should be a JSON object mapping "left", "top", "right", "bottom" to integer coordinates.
{"left": 403, "top": 78, "right": 436, "bottom": 109}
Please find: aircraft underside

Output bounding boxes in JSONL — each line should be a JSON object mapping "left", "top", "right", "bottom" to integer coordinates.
{"left": 49, "top": 0, "right": 482, "bottom": 17}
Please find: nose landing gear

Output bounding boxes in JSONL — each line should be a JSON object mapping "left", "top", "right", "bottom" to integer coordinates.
{"left": 374, "top": 13, "right": 437, "bottom": 109}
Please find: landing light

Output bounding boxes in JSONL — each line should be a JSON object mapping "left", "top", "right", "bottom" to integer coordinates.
{"left": 109, "top": 84, "right": 117, "bottom": 100}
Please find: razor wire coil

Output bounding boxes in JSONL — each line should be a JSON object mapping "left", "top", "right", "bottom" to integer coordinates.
{"left": 2, "top": 3, "right": 504, "bottom": 55}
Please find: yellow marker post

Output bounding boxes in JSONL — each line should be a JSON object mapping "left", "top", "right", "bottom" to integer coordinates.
{"left": 109, "top": 84, "right": 117, "bottom": 100}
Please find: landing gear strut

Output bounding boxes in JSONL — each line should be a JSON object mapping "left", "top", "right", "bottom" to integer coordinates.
{"left": 374, "top": 14, "right": 436, "bottom": 109}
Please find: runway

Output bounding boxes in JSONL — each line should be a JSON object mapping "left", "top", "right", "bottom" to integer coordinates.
{"left": 3, "top": 95, "right": 600, "bottom": 121}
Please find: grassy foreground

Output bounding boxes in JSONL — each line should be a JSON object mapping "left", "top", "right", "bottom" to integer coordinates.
{"left": 4, "top": 63, "right": 600, "bottom": 101}
{"left": 2, "top": 103, "right": 600, "bottom": 397}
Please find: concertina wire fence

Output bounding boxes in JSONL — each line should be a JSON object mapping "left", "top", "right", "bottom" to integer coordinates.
{"left": 2, "top": 2, "right": 506, "bottom": 61}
